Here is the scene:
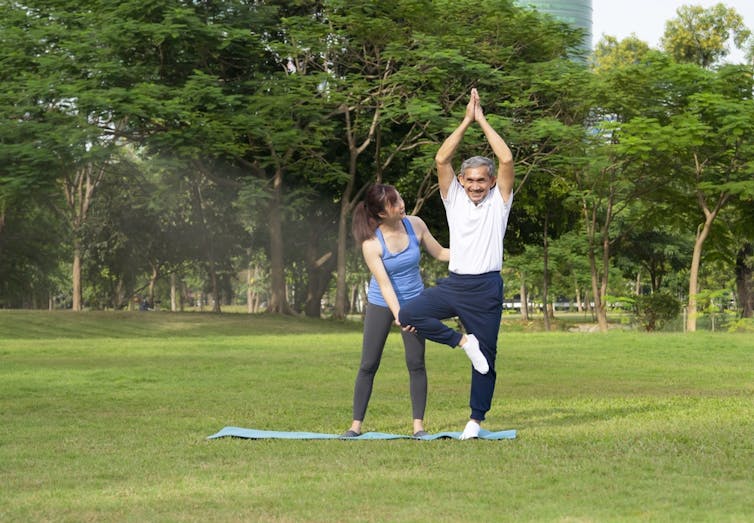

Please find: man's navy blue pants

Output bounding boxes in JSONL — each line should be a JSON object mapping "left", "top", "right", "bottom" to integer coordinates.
{"left": 399, "top": 271, "right": 503, "bottom": 422}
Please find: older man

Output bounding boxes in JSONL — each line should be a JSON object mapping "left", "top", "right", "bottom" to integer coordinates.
{"left": 399, "top": 88, "right": 514, "bottom": 439}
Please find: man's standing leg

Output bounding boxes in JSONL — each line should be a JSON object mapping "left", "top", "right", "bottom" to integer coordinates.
{"left": 454, "top": 273, "right": 504, "bottom": 437}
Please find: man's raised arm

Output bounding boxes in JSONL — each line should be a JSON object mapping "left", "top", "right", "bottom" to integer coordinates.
{"left": 475, "top": 96, "right": 514, "bottom": 202}
{"left": 435, "top": 89, "right": 479, "bottom": 198}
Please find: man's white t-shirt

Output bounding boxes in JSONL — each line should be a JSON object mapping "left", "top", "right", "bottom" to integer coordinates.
{"left": 442, "top": 179, "right": 513, "bottom": 275}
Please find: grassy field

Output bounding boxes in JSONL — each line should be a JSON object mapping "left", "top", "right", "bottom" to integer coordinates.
{"left": 1, "top": 310, "right": 753, "bottom": 522}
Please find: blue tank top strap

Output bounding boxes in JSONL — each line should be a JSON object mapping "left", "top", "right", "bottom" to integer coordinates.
{"left": 375, "top": 219, "right": 415, "bottom": 257}
{"left": 403, "top": 217, "right": 418, "bottom": 246}
{"left": 374, "top": 227, "right": 388, "bottom": 255}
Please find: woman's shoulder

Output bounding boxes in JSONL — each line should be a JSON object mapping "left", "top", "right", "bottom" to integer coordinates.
{"left": 405, "top": 215, "right": 426, "bottom": 227}
{"left": 405, "top": 215, "right": 428, "bottom": 234}
{"left": 361, "top": 235, "right": 383, "bottom": 256}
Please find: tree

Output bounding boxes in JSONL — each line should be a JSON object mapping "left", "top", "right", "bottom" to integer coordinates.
{"left": 592, "top": 35, "right": 651, "bottom": 73}
{"left": 0, "top": 2, "right": 67, "bottom": 230}
{"left": 1, "top": 2, "right": 115, "bottom": 310}
{"left": 505, "top": 57, "right": 592, "bottom": 329}
{"left": 661, "top": 3, "right": 751, "bottom": 67}
{"left": 675, "top": 66, "right": 754, "bottom": 331}
{"left": 614, "top": 222, "right": 691, "bottom": 294}
{"left": 115, "top": 1, "right": 298, "bottom": 313}
{"left": 0, "top": 194, "right": 69, "bottom": 308}
{"left": 314, "top": 0, "right": 445, "bottom": 319}
{"left": 310, "top": 0, "right": 586, "bottom": 319}
{"left": 574, "top": 51, "right": 704, "bottom": 331}
{"left": 730, "top": 197, "right": 754, "bottom": 318}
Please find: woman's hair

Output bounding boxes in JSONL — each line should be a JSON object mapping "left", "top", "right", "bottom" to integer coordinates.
{"left": 351, "top": 184, "right": 401, "bottom": 245}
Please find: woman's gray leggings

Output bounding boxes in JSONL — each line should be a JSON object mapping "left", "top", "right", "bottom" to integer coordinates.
{"left": 352, "top": 302, "right": 427, "bottom": 421}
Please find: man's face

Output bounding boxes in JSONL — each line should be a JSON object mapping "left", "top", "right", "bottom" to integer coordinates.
{"left": 459, "top": 167, "right": 495, "bottom": 205}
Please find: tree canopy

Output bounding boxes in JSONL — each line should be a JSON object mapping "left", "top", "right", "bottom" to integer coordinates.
{"left": 1, "top": 1, "right": 753, "bottom": 330}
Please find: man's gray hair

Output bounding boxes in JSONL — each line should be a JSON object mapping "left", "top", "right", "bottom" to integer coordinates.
{"left": 459, "top": 156, "right": 495, "bottom": 178}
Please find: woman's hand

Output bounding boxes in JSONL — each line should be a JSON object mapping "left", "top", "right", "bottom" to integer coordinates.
{"left": 399, "top": 321, "right": 417, "bottom": 333}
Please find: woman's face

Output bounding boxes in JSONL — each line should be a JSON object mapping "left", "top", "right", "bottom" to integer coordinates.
{"left": 382, "top": 196, "right": 406, "bottom": 220}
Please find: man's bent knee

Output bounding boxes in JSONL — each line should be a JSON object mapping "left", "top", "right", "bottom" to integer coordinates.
{"left": 398, "top": 307, "right": 414, "bottom": 325}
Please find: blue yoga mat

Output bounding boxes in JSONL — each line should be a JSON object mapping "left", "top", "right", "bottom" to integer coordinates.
{"left": 207, "top": 426, "right": 516, "bottom": 441}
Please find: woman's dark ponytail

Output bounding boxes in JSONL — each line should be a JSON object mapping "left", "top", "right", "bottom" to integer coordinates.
{"left": 351, "top": 184, "right": 400, "bottom": 245}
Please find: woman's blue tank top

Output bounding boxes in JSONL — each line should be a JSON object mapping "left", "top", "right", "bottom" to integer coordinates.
{"left": 367, "top": 218, "right": 424, "bottom": 307}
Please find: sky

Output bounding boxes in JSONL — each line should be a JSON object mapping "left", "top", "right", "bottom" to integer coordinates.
{"left": 591, "top": 0, "right": 754, "bottom": 63}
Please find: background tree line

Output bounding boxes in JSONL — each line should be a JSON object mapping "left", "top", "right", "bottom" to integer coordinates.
{"left": 1, "top": 0, "right": 753, "bottom": 332}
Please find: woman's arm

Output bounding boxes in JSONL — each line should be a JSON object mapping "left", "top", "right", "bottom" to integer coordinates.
{"left": 362, "top": 239, "right": 402, "bottom": 323}
{"left": 409, "top": 216, "right": 449, "bottom": 262}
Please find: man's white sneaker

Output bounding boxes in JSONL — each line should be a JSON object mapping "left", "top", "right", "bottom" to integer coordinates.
{"left": 461, "top": 334, "right": 489, "bottom": 374}
{"left": 459, "top": 420, "right": 481, "bottom": 440}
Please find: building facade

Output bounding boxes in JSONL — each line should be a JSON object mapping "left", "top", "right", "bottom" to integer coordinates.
{"left": 517, "top": 0, "right": 593, "bottom": 52}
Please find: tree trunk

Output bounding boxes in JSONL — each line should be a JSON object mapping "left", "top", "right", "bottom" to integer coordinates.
{"left": 62, "top": 163, "right": 106, "bottom": 312}
{"left": 171, "top": 274, "right": 177, "bottom": 312}
{"left": 180, "top": 281, "right": 187, "bottom": 312}
{"left": 304, "top": 250, "right": 335, "bottom": 318}
{"left": 208, "top": 262, "right": 220, "bottom": 313}
{"left": 542, "top": 215, "right": 551, "bottom": 331}
{"left": 247, "top": 264, "right": 263, "bottom": 314}
{"left": 687, "top": 220, "right": 712, "bottom": 332}
{"left": 114, "top": 277, "right": 126, "bottom": 310}
{"left": 736, "top": 243, "right": 753, "bottom": 318}
{"left": 587, "top": 245, "right": 609, "bottom": 332}
{"left": 266, "top": 166, "right": 292, "bottom": 314}
{"left": 546, "top": 303, "right": 555, "bottom": 319}
{"left": 334, "top": 197, "right": 351, "bottom": 319}
{"left": 334, "top": 145, "right": 361, "bottom": 319}
{"left": 582, "top": 197, "right": 610, "bottom": 332}
{"left": 246, "top": 268, "right": 254, "bottom": 314}
{"left": 584, "top": 290, "right": 593, "bottom": 317}
{"left": 350, "top": 284, "right": 360, "bottom": 314}
{"left": 72, "top": 238, "right": 82, "bottom": 311}
{"left": 586, "top": 239, "right": 608, "bottom": 330}
{"left": 149, "top": 264, "right": 159, "bottom": 308}
{"left": 687, "top": 193, "right": 727, "bottom": 332}
{"left": 188, "top": 167, "right": 221, "bottom": 314}
{"left": 334, "top": 104, "right": 380, "bottom": 319}
{"left": 520, "top": 280, "right": 529, "bottom": 321}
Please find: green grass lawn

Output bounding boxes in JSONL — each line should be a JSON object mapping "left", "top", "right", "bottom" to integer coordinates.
{"left": 1, "top": 310, "right": 753, "bottom": 522}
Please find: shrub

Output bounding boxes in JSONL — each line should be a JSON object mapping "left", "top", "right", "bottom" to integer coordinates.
{"left": 728, "top": 317, "right": 754, "bottom": 333}
{"left": 634, "top": 293, "right": 682, "bottom": 332}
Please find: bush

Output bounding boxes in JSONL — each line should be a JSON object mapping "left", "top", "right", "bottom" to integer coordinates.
{"left": 728, "top": 317, "right": 754, "bottom": 333}
{"left": 634, "top": 293, "right": 682, "bottom": 332}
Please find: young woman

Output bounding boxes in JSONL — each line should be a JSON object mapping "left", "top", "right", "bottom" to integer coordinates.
{"left": 343, "top": 184, "right": 449, "bottom": 438}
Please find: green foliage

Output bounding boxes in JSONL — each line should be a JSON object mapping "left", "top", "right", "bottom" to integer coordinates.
{"left": 0, "top": 198, "right": 70, "bottom": 308}
{"left": 1, "top": 0, "right": 752, "bottom": 323}
{"left": 634, "top": 292, "right": 682, "bottom": 332}
{"left": 591, "top": 34, "right": 651, "bottom": 72}
{"left": 660, "top": 3, "right": 751, "bottom": 67}
{"left": 728, "top": 317, "right": 754, "bottom": 333}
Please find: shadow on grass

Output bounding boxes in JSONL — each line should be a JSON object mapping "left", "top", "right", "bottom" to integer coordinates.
{"left": 517, "top": 402, "right": 675, "bottom": 429}
{"left": 0, "top": 310, "right": 364, "bottom": 339}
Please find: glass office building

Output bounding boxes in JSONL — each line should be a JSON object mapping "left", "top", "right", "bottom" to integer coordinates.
{"left": 516, "top": 0, "right": 593, "bottom": 52}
